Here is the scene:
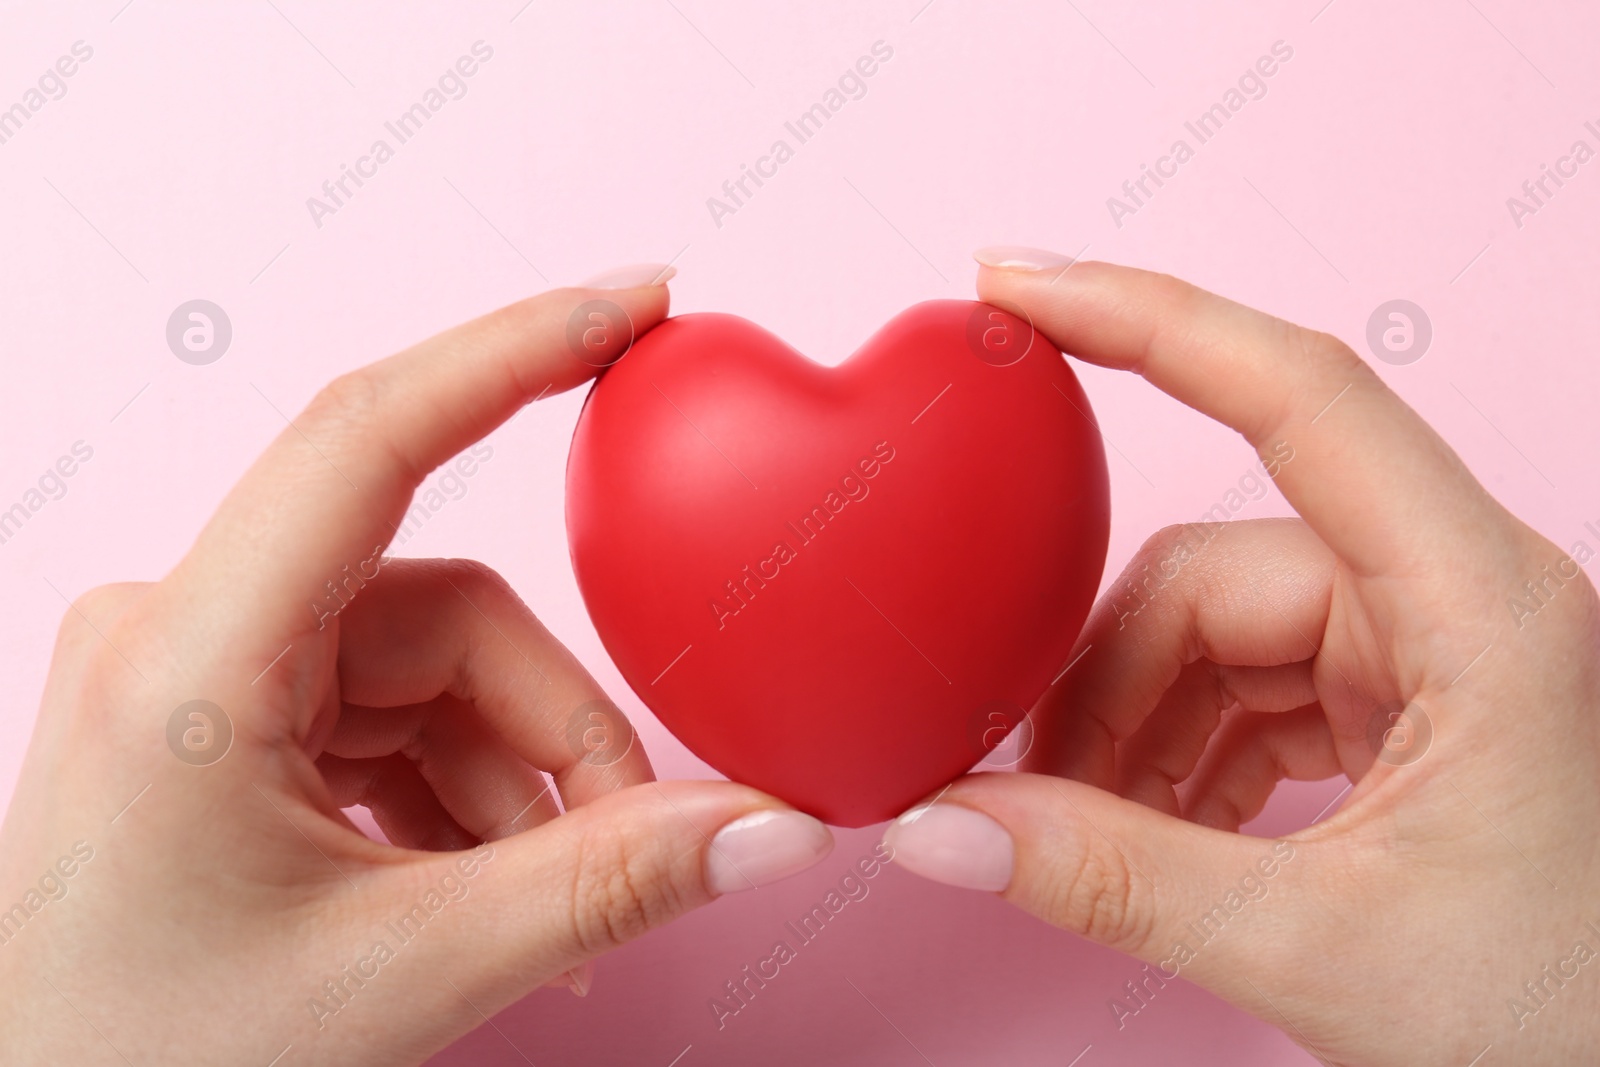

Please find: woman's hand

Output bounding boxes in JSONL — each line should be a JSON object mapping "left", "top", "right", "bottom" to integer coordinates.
{"left": 0, "top": 267, "right": 834, "bottom": 1066}
{"left": 884, "top": 250, "right": 1600, "bottom": 1065}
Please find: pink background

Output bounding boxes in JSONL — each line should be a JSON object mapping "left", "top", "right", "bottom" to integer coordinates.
{"left": 3, "top": 1, "right": 1598, "bottom": 1064}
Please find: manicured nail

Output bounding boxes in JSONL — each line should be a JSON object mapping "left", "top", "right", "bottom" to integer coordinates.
{"left": 705, "top": 809, "right": 833, "bottom": 895}
{"left": 973, "top": 245, "right": 1076, "bottom": 272}
{"left": 881, "top": 803, "right": 1013, "bottom": 892}
{"left": 580, "top": 263, "right": 677, "bottom": 289}
{"left": 564, "top": 959, "right": 594, "bottom": 998}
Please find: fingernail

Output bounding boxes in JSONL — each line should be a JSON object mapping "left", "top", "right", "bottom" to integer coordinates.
{"left": 881, "top": 804, "right": 1013, "bottom": 892}
{"left": 705, "top": 809, "right": 833, "bottom": 895}
{"left": 972, "top": 245, "right": 1076, "bottom": 272}
{"left": 580, "top": 263, "right": 677, "bottom": 289}
{"left": 565, "top": 959, "right": 594, "bottom": 998}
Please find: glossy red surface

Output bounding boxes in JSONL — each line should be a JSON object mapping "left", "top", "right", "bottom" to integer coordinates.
{"left": 567, "top": 301, "right": 1110, "bottom": 826}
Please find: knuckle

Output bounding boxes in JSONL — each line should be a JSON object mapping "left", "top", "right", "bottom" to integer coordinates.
{"left": 434, "top": 557, "right": 517, "bottom": 604}
{"left": 1040, "top": 842, "right": 1155, "bottom": 954}
{"left": 1253, "top": 324, "right": 1368, "bottom": 442}
{"left": 55, "top": 583, "right": 146, "bottom": 649}
{"left": 567, "top": 822, "right": 685, "bottom": 956}
{"left": 1514, "top": 533, "right": 1600, "bottom": 623}
{"left": 1135, "top": 523, "right": 1199, "bottom": 565}
{"left": 1299, "top": 327, "right": 1366, "bottom": 379}
{"left": 49, "top": 586, "right": 153, "bottom": 728}
{"left": 303, "top": 369, "right": 432, "bottom": 487}
{"left": 1141, "top": 268, "right": 1195, "bottom": 305}
{"left": 305, "top": 369, "right": 384, "bottom": 431}
{"left": 1108, "top": 525, "right": 1211, "bottom": 643}
{"left": 1122, "top": 524, "right": 1207, "bottom": 588}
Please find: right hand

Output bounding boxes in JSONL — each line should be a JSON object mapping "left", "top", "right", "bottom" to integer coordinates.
{"left": 883, "top": 251, "right": 1600, "bottom": 1065}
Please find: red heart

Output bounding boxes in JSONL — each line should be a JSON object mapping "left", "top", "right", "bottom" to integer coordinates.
{"left": 566, "top": 301, "right": 1109, "bottom": 827}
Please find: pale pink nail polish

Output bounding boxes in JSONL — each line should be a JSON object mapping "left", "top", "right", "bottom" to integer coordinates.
{"left": 881, "top": 804, "right": 1013, "bottom": 892}
{"left": 565, "top": 959, "right": 594, "bottom": 998}
{"left": 705, "top": 810, "right": 834, "bottom": 895}
{"left": 580, "top": 263, "right": 677, "bottom": 289}
{"left": 972, "top": 245, "right": 1076, "bottom": 272}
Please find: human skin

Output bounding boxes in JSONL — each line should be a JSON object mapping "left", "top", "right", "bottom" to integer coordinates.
{"left": 4, "top": 253, "right": 1595, "bottom": 1066}
{"left": 883, "top": 249, "right": 1600, "bottom": 1065}
{"left": 0, "top": 264, "right": 835, "bottom": 1066}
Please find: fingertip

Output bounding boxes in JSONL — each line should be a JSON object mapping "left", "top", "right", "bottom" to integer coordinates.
{"left": 528, "top": 275, "right": 671, "bottom": 378}
{"left": 973, "top": 245, "right": 1078, "bottom": 273}
{"left": 578, "top": 263, "right": 678, "bottom": 289}
{"left": 881, "top": 800, "right": 1014, "bottom": 892}
{"left": 565, "top": 959, "right": 595, "bottom": 997}
{"left": 539, "top": 959, "right": 594, "bottom": 996}
{"left": 705, "top": 807, "right": 834, "bottom": 895}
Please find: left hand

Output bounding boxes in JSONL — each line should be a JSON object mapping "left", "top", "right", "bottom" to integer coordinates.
{"left": 0, "top": 270, "right": 835, "bottom": 1066}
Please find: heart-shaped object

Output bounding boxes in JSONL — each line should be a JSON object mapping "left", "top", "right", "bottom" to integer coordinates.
{"left": 566, "top": 301, "right": 1109, "bottom": 826}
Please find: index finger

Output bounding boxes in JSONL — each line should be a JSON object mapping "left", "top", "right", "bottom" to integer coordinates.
{"left": 172, "top": 271, "right": 673, "bottom": 663}
{"left": 975, "top": 253, "right": 1509, "bottom": 582}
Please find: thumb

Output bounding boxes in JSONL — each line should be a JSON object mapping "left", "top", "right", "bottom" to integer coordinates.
{"left": 411, "top": 780, "right": 834, "bottom": 1002}
{"left": 882, "top": 772, "right": 1306, "bottom": 995}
